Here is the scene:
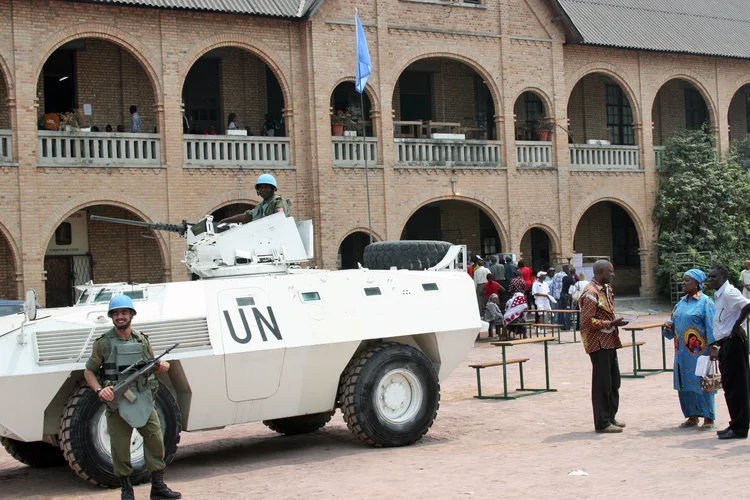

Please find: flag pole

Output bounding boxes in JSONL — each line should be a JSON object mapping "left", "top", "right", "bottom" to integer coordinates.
{"left": 361, "top": 91, "right": 373, "bottom": 245}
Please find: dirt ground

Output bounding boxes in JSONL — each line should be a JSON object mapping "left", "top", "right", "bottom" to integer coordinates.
{"left": 3, "top": 313, "right": 750, "bottom": 500}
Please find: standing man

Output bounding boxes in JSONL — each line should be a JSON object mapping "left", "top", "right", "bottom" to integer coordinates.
{"left": 218, "top": 173, "right": 291, "bottom": 225}
{"left": 532, "top": 271, "right": 552, "bottom": 323}
{"left": 550, "top": 264, "right": 568, "bottom": 325}
{"left": 489, "top": 257, "right": 506, "bottom": 290}
{"left": 129, "top": 105, "right": 142, "bottom": 133}
{"left": 707, "top": 264, "right": 750, "bottom": 440}
{"left": 579, "top": 260, "right": 629, "bottom": 433}
{"left": 740, "top": 260, "right": 750, "bottom": 300}
{"left": 560, "top": 266, "right": 577, "bottom": 331}
{"left": 84, "top": 296, "right": 181, "bottom": 500}
{"left": 473, "top": 257, "right": 490, "bottom": 315}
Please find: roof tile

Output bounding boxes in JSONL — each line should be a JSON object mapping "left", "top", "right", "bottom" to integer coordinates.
{"left": 555, "top": 0, "right": 750, "bottom": 59}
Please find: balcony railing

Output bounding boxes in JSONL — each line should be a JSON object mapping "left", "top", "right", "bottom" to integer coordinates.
{"left": 184, "top": 135, "right": 290, "bottom": 168}
{"left": 394, "top": 138, "right": 501, "bottom": 168}
{"left": 654, "top": 146, "right": 665, "bottom": 169}
{"left": 38, "top": 131, "right": 160, "bottom": 167}
{"left": 0, "top": 130, "right": 11, "bottom": 163}
{"left": 333, "top": 137, "right": 378, "bottom": 167}
{"left": 516, "top": 141, "right": 552, "bottom": 168}
{"left": 569, "top": 144, "right": 640, "bottom": 170}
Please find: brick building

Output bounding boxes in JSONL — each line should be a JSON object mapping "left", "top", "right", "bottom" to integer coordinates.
{"left": 0, "top": 0, "right": 746, "bottom": 305}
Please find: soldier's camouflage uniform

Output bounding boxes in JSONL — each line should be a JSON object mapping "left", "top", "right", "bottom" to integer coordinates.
{"left": 86, "top": 328, "right": 166, "bottom": 477}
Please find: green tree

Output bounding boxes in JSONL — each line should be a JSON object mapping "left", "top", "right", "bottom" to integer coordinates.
{"left": 653, "top": 129, "right": 750, "bottom": 295}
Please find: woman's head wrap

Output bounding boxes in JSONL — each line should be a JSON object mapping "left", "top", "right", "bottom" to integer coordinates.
{"left": 684, "top": 268, "right": 707, "bottom": 290}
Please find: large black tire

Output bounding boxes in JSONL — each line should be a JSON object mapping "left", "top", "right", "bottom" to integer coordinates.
{"left": 363, "top": 241, "right": 453, "bottom": 270}
{"left": 339, "top": 342, "right": 440, "bottom": 447}
{"left": 0, "top": 437, "right": 66, "bottom": 468}
{"left": 262, "top": 411, "right": 335, "bottom": 436}
{"left": 59, "top": 383, "right": 181, "bottom": 488}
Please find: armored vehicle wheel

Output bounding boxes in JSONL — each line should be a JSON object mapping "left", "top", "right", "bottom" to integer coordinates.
{"left": 59, "top": 383, "right": 182, "bottom": 487}
{"left": 262, "top": 411, "right": 335, "bottom": 436}
{"left": 362, "top": 241, "right": 453, "bottom": 270}
{"left": 0, "top": 437, "right": 66, "bottom": 468}
{"left": 339, "top": 342, "right": 440, "bottom": 447}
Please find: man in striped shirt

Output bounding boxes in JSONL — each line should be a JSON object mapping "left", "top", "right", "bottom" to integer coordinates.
{"left": 580, "top": 260, "right": 630, "bottom": 433}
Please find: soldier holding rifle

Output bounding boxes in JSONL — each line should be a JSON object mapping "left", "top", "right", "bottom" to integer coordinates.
{"left": 83, "top": 295, "right": 181, "bottom": 500}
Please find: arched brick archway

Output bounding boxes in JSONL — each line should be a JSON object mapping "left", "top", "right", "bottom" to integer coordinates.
{"left": 329, "top": 76, "right": 381, "bottom": 112}
{"left": 565, "top": 63, "right": 642, "bottom": 120}
{"left": 336, "top": 227, "right": 382, "bottom": 270}
{"left": 177, "top": 34, "right": 292, "bottom": 115}
{"left": 42, "top": 203, "right": 168, "bottom": 307}
{"left": 566, "top": 68, "right": 641, "bottom": 146}
{"left": 573, "top": 198, "right": 644, "bottom": 294}
{"left": 513, "top": 87, "right": 554, "bottom": 142}
{"left": 40, "top": 193, "right": 169, "bottom": 271}
{"left": 649, "top": 71, "right": 719, "bottom": 146}
{"left": 399, "top": 196, "right": 508, "bottom": 257}
{"left": 387, "top": 48, "right": 504, "bottom": 116}
{"left": 518, "top": 223, "right": 561, "bottom": 271}
{"left": 33, "top": 24, "right": 163, "bottom": 105}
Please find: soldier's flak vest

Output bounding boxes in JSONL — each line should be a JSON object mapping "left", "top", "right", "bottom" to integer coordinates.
{"left": 98, "top": 329, "right": 157, "bottom": 427}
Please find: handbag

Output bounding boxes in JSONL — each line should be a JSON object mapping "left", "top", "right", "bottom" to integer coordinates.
{"left": 700, "top": 359, "right": 721, "bottom": 393}
{"left": 571, "top": 283, "right": 582, "bottom": 302}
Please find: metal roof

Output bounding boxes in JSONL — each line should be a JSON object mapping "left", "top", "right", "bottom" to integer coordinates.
{"left": 553, "top": 0, "right": 750, "bottom": 59}
{"left": 66, "top": 0, "right": 322, "bottom": 18}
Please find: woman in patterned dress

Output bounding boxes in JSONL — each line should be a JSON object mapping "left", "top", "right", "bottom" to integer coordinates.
{"left": 663, "top": 269, "right": 716, "bottom": 430}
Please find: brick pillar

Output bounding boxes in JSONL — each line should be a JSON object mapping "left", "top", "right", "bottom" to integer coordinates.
{"left": 11, "top": 3, "right": 45, "bottom": 303}
{"left": 550, "top": 38, "right": 573, "bottom": 265}
{"left": 637, "top": 117, "right": 658, "bottom": 296}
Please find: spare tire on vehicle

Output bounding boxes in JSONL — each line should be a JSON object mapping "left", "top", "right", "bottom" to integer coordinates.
{"left": 363, "top": 241, "right": 453, "bottom": 270}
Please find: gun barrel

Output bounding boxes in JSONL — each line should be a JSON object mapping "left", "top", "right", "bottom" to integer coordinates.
{"left": 91, "top": 215, "right": 188, "bottom": 235}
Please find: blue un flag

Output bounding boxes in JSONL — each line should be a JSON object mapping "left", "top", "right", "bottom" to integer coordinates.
{"left": 355, "top": 12, "right": 371, "bottom": 94}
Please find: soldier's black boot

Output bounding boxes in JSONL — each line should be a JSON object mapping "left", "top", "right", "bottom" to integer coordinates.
{"left": 119, "top": 476, "right": 135, "bottom": 500}
{"left": 150, "top": 470, "right": 182, "bottom": 500}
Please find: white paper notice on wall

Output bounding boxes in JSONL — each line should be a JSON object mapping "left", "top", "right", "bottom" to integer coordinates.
{"left": 83, "top": 104, "right": 92, "bottom": 116}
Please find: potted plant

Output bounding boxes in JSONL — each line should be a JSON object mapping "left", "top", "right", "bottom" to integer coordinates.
{"left": 331, "top": 109, "right": 355, "bottom": 136}
{"left": 535, "top": 119, "right": 554, "bottom": 141}
{"left": 59, "top": 109, "right": 83, "bottom": 132}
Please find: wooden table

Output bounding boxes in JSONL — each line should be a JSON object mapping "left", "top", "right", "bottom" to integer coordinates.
{"left": 621, "top": 321, "right": 672, "bottom": 379}
{"left": 526, "top": 309, "right": 580, "bottom": 344}
{"left": 423, "top": 120, "right": 461, "bottom": 136}
{"left": 487, "top": 336, "right": 557, "bottom": 399}
{"left": 393, "top": 120, "right": 423, "bottom": 138}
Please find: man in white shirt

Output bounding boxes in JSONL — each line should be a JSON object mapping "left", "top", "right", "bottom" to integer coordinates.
{"left": 473, "top": 257, "right": 491, "bottom": 316}
{"left": 707, "top": 264, "right": 750, "bottom": 440}
{"left": 532, "top": 271, "right": 551, "bottom": 323}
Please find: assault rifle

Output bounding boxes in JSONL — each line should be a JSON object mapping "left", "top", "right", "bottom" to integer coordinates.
{"left": 103, "top": 343, "right": 179, "bottom": 412}
{"left": 90, "top": 215, "right": 196, "bottom": 237}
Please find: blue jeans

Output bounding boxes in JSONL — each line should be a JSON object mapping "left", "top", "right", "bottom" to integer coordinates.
{"left": 559, "top": 294, "right": 571, "bottom": 330}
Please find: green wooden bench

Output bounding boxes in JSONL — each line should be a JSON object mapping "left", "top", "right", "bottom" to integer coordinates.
{"left": 470, "top": 358, "right": 530, "bottom": 400}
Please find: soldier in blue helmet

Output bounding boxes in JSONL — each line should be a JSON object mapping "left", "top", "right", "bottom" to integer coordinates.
{"left": 83, "top": 295, "right": 181, "bottom": 500}
{"left": 218, "top": 173, "right": 291, "bottom": 225}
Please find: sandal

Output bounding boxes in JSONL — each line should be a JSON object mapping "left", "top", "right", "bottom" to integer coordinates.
{"left": 679, "top": 420, "right": 698, "bottom": 428}
{"left": 700, "top": 423, "right": 715, "bottom": 431}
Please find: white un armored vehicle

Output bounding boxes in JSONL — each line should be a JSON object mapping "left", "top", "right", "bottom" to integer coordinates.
{"left": 0, "top": 213, "right": 480, "bottom": 487}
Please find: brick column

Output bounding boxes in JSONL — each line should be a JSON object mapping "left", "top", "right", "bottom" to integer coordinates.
{"left": 550, "top": 38, "right": 573, "bottom": 265}
{"left": 11, "top": 4, "right": 45, "bottom": 303}
{"left": 637, "top": 118, "right": 658, "bottom": 296}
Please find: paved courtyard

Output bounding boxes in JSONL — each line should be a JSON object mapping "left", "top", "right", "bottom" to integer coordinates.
{"left": 2, "top": 313, "right": 748, "bottom": 500}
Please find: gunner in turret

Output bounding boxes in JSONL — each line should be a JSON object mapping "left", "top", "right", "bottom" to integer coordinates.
{"left": 218, "top": 173, "right": 291, "bottom": 225}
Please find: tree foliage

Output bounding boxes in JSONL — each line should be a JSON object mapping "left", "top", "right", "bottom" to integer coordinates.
{"left": 653, "top": 129, "right": 750, "bottom": 294}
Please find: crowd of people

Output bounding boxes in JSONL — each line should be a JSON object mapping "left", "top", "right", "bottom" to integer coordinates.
{"left": 469, "top": 255, "right": 588, "bottom": 340}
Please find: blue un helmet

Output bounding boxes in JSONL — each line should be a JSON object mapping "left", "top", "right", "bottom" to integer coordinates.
{"left": 107, "top": 295, "right": 137, "bottom": 318}
{"left": 255, "top": 173, "right": 277, "bottom": 191}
